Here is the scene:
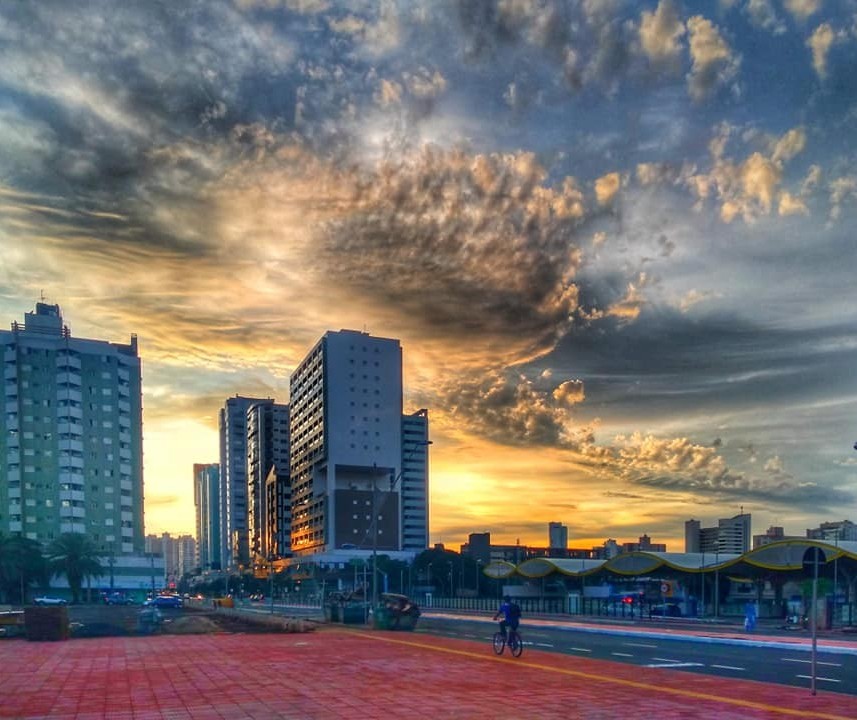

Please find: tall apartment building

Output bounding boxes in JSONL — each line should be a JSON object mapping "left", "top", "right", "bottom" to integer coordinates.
{"left": 289, "top": 330, "right": 427, "bottom": 558}
{"left": 265, "top": 465, "right": 291, "bottom": 559}
{"left": 246, "top": 401, "right": 289, "bottom": 561}
{"left": 685, "top": 513, "right": 751, "bottom": 554}
{"left": 401, "top": 409, "right": 430, "bottom": 552}
{"left": 218, "top": 395, "right": 268, "bottom": 569}
{"left": 0, "top": 302, "right": 143, "bottom": 555}
{"left": 549, "top": 522, "right": 568, "bottom": 552}
{"left": 193, "top": 463, "right": 221, "bottom": 570}
{"left": 146, "top": 532, "right": 196, "bottom": 582}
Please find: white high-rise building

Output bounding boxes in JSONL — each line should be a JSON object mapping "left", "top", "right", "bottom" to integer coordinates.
{"left": 685, "top": 513, "right": 751, "bottom": 554}
{"left": 0, "top": 302, "right": 143, "bottom": 555}
{"left": 289, "top": 330, "right": 426, "bottom": 558}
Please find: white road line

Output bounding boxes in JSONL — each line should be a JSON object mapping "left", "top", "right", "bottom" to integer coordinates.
{"left": 782, "top": 658, "right": 842, "bottom": 667}
{"left": 569, "top": 647, "right": 592, "bottom": 653}
{"left": 795, "top": 675, "right": 840, "bottom": 683}
{"left": 535, "top": 642, "right": 554, "bottom": 648}
{"left": 645, "top": 662, "right": 704, "bottom": 669}
{"left": 622, "top": 642, "right": 657, "bottom": 648}
{"left": 463, "top": 634, "right": 477, "bottom": 638}
{"left": 611, "top": 652, "right": 634, "bottom": 657}
{"left": 711, "top": 664, "right": 746, "bottom": 671}
{"left": 652, "top": 657, "right": 684, "bottom": 663}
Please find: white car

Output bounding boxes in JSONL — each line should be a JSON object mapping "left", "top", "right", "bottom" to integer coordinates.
{"left": 33, "top": 596, "right": 68, "bottom": 606}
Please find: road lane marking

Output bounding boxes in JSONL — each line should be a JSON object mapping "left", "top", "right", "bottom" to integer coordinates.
{"left": 652, "top": 657, "right": 684, "bottom": 663}
{"left": 645, "top": 662, "right": 704, "bottom": 668}
{"left": 535, "top": 642, "right": 554, "bottom": 648}
{"left": 569, "top": 647, "right": 591, "bottom": 653}
{"left": 611, "top": 652, "right": 634, "bottom": 657}
{"left": 711, "top": 664, "right": 746, "bottom": 671}
{"left": 781, "top": 658, "right": 842, "bottom": 667}
{"left": 795, "top": 675, "right": 840, "bottom": 683}
{"left": 346, "top": 631, "right": 855, "bottom": 720}
{"left": 623, "top": 642, "right": 657, "bottom": 648}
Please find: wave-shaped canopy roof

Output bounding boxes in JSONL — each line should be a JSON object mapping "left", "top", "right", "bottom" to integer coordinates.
{"left": 483, "top": 539, "right": 857, "bottom": 579}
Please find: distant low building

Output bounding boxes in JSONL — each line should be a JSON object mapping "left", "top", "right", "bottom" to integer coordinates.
{"left": 686, "top": 513, "right": 751, "bottom": 554}
{"left": 806, "top": 520, "right": 857, "bottom": 542}
{"left": 621, "top": 534, "right": 667, "bottom": 553}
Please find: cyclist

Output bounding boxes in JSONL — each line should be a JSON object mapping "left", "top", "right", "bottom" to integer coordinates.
{"left": 493, "top": 595, "right": 522, "bottom": 640}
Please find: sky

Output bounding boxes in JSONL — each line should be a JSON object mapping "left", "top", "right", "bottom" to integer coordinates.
{"left": 2, "top": 0, "right": 857, "bottom": 551}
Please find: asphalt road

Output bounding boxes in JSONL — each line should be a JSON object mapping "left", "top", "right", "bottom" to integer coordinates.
{"left": 413, "top": 615, "right": 857, "bottom": 696}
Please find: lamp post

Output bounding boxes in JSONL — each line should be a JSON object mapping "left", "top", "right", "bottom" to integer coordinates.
{"left": 832, "top": 527, "right": 840, "bottom": 629}
{"left": 371, "top": 440, "right": 432, "bottom": 611}
{"left": 714, "top": 549, "right": 719, "bottom": 619}
{"left": 475, "top": 559, "right": 483, "bottom": 596}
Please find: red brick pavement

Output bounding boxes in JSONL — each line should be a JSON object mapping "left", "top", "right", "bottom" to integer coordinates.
{"left": 1, "top": 628, "right": 854, "bottom": 719}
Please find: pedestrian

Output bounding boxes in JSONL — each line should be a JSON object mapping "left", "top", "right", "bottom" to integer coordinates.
{"left": 744, "top": 600, "right": 756, "bottom": 631}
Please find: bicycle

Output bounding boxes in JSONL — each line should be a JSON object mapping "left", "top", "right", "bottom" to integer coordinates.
{"left": 493, "top": 627, "right": 523, "bottom": 657}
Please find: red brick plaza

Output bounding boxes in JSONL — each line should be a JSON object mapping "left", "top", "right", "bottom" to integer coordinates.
{"left": 1, "top": 628, "right": 854, "bottom": 719}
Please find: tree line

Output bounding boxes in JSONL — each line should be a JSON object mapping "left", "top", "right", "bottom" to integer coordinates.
{"left": 0, "top": 532, "right": 103, "bottom": 604}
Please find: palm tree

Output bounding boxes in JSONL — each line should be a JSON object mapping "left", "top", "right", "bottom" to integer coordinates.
{"left": 46, "top": 533, "right": 104, "bottom": 604}
{"left": 0, "top": 533, "right": 47, "bottom": 604}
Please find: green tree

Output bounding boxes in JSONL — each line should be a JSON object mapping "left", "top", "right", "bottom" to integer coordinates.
{"left": 0, "top": 533, "right": 47, "bottom": 604}
{"left": 46, "top": 533, "right": 104, "bottom": 604}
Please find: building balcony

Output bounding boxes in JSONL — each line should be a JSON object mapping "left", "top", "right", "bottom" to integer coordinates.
{"left": 59, "top": 389, "right": 83, "bottom": 403}
{"left": 4, "top": 367, "right": 16, "bottom": 380}
{"left": 58, "top": 405, "right": 83, "bottom": 420}
{"left": 56, "top": 372, "right": 82, "bottom": 387}
{"left": 56, "top": 355, "right": 81, "bottom": 370}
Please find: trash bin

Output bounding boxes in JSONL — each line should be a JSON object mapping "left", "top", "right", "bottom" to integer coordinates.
{"left": 342, "top": 604, "right": 367, "bottom": 624}
{"left": 137, "top": 607, "right": 162, "bottom": 635}
{"left": 372, "top": 606, "right": 390, "bottom": 630}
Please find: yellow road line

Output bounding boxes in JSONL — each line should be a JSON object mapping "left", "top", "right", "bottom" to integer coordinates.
{"left": 336, "top": 630, "right": 851, "bottom": 720}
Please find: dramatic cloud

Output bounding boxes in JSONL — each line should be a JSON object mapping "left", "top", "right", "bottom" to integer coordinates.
{"left": 807, "top": 23, "right": 837, "bottom": 77}
{"left": 686, "top": 15, "right": 740, "bottom": 101}
{"left": 784, "top": 0, "right": 822, "bottom": 21}
{"left": 1, "top": 0, "right": 856, "bottom": 547}
{"left": 639, "top": 0, "right": 686, "bottom": 65}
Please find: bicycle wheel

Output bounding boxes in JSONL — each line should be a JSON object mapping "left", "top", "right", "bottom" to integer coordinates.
{"left": 492, "top": 632, "right": 506, "bottom": 655}
{"left": 508, "top": 632, "right": 523, "bottom": 657}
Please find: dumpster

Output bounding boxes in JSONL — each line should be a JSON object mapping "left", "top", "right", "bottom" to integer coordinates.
{"left": 378, "top": 593, "right": 420, "bottom": 631}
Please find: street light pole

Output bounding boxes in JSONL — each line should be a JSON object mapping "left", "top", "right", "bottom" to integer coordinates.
{"left": 371, "top": 440, "right": 432, "bottom": 613}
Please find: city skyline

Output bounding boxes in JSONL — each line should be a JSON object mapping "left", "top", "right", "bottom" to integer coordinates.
{"left": 2, "top": 1, "right": 856, "bottom": 550}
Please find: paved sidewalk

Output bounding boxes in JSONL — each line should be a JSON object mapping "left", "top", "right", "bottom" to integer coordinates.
{"left": 1, "top": 627, "right": 854, "bottom": 719}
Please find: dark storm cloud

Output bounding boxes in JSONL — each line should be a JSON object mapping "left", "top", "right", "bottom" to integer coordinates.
{"left": 319, "top": 147, "right": 594, "bottom": 358}
{"left": 545, "top": 308, "right": 857, "bottom": 422}
{"left": 633, "top": 471, "right": 855, "bottom": 510}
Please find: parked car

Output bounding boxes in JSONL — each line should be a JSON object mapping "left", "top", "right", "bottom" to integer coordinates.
{"left": 649, "top": 603, "right": 682, "bottom": 617}
{"left": 145, "top": 595, "right": 183, "bottom": 609}
{"left": 103, "top": 592, "right": 136, "bottom": 605}
{"left": 33, "top": 596, "right": 67, "bottom": 606}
